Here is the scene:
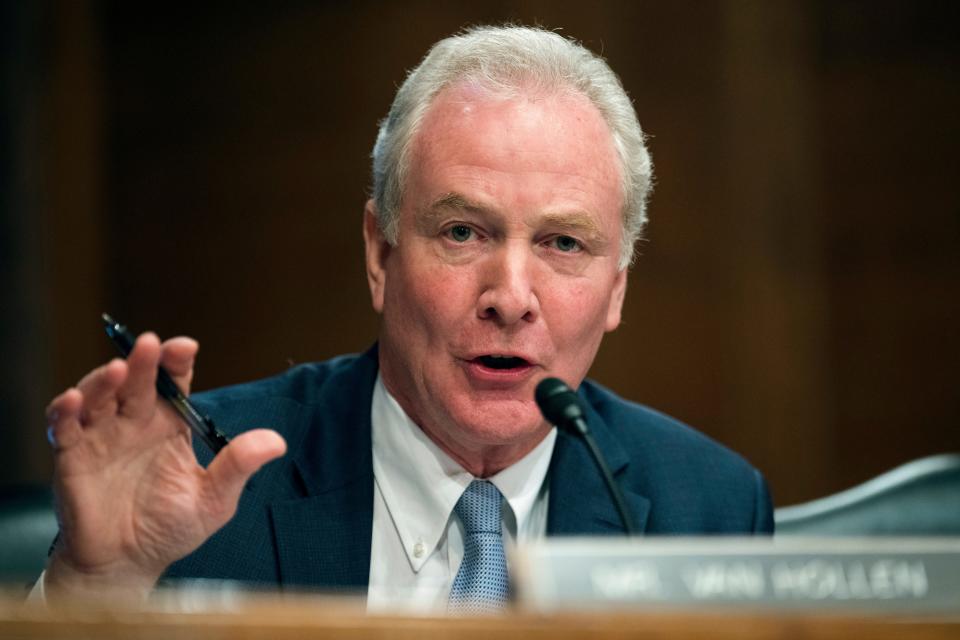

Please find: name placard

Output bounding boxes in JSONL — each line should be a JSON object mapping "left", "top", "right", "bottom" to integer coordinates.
{"left": 512, "top": 538, "right": 960, "bottom": 613}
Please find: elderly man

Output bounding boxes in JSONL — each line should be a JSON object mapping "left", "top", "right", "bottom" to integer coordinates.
{"left": 41, "top": 26, "right": 772, "bottom": 612}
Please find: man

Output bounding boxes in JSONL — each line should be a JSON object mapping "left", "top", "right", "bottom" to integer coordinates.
{"left": 41, "top": 26, "right": 773, "bottom": 612}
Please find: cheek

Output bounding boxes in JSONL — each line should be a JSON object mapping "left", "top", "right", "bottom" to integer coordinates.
{"left": 386, "top": 260, "right": 476, "bottom": 340}
{"left": 546, "top": 282, "right": 613, "bottom": 345}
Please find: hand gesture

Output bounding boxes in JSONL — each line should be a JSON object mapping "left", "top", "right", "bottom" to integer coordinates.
{"left": 43, "top": 333, "right": 286, "bottom": 599}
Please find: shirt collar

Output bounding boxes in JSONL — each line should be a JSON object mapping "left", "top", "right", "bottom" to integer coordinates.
{"left": 371, "top": 373, "right": 556, "bottom": 572}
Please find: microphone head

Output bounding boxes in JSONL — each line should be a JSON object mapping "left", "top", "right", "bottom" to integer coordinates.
{"left": 535, "top": 377, "right": 586, "bottom": 431}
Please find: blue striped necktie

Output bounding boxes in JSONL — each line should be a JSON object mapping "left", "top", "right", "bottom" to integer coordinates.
{"left": 448, "top": 480, "right": 509, "bottom": 613}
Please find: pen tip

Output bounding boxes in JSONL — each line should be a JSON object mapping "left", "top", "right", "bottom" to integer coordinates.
{"left": 102, "top": 312, "right": 115, "bottom": 326}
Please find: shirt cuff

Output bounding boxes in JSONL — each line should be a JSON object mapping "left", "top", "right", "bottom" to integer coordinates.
{"left": 26, "top": 569, "right": 47, "bottom": 603}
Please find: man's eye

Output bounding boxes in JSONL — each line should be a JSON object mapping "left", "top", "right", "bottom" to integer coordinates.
{"left": 551, "top": 235, "right": 582, "bottom": 252}
{"left": 447, "top": 225, "right": 474, "bottom": 242}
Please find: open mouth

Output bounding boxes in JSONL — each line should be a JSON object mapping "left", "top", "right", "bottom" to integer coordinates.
{"left": 474, "top": 355, "right": 530, "bottom": 370}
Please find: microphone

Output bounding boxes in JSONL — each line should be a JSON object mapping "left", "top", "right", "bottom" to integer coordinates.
{"left": 535, "top": 377, "right": 637, "bottom": 535}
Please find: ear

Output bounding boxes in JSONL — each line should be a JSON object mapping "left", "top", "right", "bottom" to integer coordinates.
{"left": 363, "top": 199, "right": 390, "bottom": 314}
{"left": 604, "top": 268, "right": 628, "bottom": 332}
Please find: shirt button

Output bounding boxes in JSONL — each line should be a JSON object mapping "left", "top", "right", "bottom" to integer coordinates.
{"left": 413, "top": 542, "right": 425, "bottom": 558}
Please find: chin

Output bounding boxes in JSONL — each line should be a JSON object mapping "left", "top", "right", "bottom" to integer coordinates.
{"left": 451, "top": 398, "right": 548, "bottom": 446}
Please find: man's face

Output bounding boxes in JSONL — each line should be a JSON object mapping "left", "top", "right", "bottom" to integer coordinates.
{"left": 364, "top": 83, "right": 627, "bottom": 474}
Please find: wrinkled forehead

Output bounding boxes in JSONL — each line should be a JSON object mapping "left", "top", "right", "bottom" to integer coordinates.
{"left": 409, "top": 81, "right": 623, "bottom": 199}
{"left": 416, "top": 77, "right": 617, "bottom": 145}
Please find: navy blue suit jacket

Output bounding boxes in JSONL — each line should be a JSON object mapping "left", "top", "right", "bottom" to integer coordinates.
{"left": 166, "top": 347, "right": 773, "bottom": 591}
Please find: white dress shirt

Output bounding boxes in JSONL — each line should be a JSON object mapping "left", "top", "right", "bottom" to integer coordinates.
{"left": 367, "top": 374, "right": 556, "bottom": 614}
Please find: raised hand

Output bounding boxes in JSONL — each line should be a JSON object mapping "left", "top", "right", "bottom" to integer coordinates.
{"left": 43, "top": 333, "right": 286, "bottom": 599}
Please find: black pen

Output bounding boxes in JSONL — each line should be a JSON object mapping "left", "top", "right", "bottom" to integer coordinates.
{"left": 101, "top": 313, "right": 230, "bottom": 454}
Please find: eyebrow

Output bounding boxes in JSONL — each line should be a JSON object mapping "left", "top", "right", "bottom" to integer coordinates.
{"left": 427, "top": 192, "right": 489, "bottom": 215}
{"left": 414, "top": 193, "right": 489, "bottom": 232}
{"left": 539, "top": 211, "right": 604, "bottom": 239}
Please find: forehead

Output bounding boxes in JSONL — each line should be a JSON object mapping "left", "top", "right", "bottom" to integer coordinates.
{"left": 406, "top": 82, "right": 623, "bottom": 219}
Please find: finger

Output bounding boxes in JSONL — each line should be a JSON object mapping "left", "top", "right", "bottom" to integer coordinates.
{"left": 46, "top": 388, "right": 84, "bottom": 450}
{"left": 159, "top": 336, "right": 198, "bottom": 394}
{"left": 75, "top": 359, "right": 128, "bottom": 425}
{"left": 202, "top": 429, "right": 286, "bottom": 524}
{"left": 116, "top": 332, "right": 162, "bottom": 418}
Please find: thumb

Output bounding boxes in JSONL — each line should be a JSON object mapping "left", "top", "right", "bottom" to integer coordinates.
{"left": 203, "top": 429, "right": 287, "bottom": 523}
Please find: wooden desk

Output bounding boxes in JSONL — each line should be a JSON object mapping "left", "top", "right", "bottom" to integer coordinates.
{"left": 1, "top": 592, "right": 957, "bottom": 640}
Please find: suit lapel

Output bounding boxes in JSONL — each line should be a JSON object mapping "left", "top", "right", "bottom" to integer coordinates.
{"left": 546, "top": 393, "right": 650, "bottom": 535}
{"left": 269, "top": 349, "right": 378, "bottom": 590}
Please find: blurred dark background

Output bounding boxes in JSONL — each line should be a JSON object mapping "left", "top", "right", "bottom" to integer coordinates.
{"left": 1, "top": 1, "right": 957, "bottom": 505}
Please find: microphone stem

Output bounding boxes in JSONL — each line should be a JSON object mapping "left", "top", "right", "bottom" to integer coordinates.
{"left": 578, "top": 422, "right": 637, "bottom": 536}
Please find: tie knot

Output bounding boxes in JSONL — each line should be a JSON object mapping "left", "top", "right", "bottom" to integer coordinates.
{"left": 454, "top": 480, "right": 503, "bottom": 535}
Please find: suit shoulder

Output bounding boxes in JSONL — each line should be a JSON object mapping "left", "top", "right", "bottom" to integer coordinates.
{"left": 580, "top": 379, "right": 758, "bottom": 479}
{"left": 195, "top": 352, "right": 367, "bottom": 406}
{"left": 580, "top": 379, "right": 773, "bottom": 533}
{"left": 190, "top": 350, "right": 376, "bottom": 441}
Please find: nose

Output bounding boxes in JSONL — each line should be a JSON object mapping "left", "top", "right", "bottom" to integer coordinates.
{"left": 476, "top": 242, "right": 540, "bottom": 325}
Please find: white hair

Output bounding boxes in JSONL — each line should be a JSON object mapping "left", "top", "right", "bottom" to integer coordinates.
{"left": 371, "top": 25, "right": 653, "bottom": 269}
